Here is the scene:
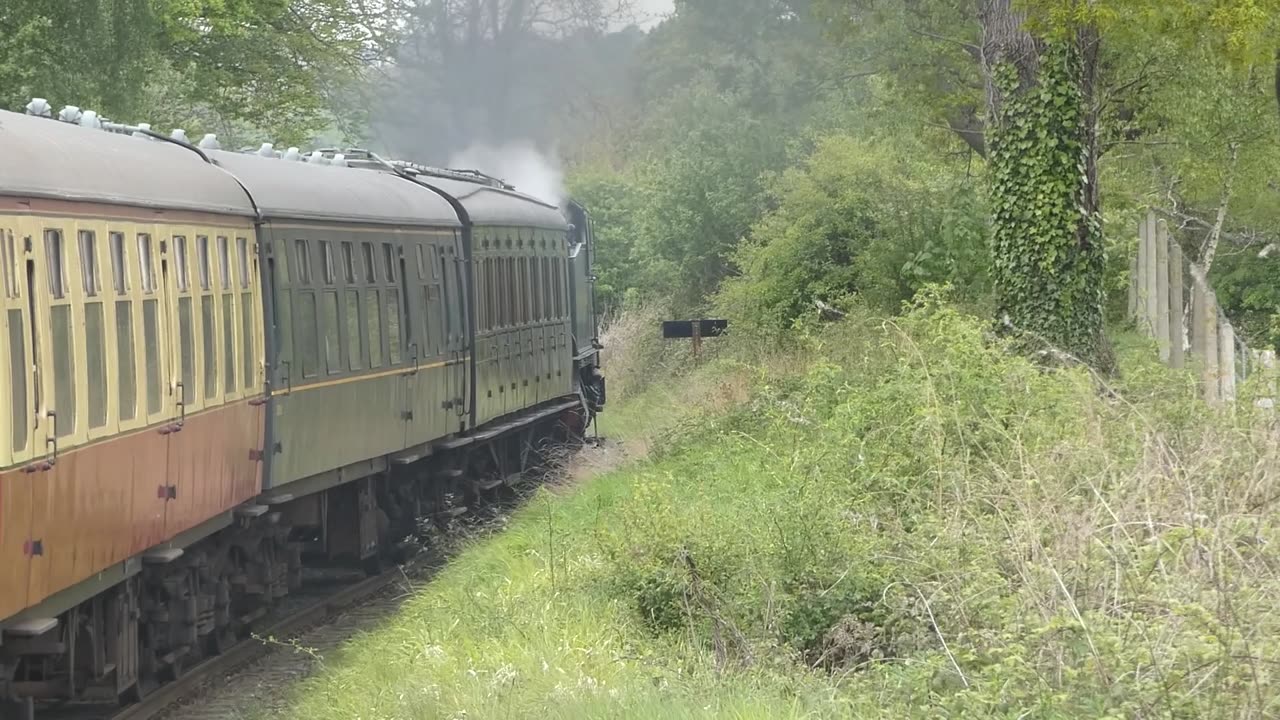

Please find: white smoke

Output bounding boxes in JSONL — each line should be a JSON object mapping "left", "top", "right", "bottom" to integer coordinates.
{"left": 447, "top": 141, "right": 565, "bottom": 207}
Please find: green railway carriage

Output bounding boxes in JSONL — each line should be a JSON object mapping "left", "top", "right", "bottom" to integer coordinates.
{"left": 418, "top": 176, "right": 577, "bottom": 429}
{"left": 206, "top": 150, "right": 468, "bottom": 494}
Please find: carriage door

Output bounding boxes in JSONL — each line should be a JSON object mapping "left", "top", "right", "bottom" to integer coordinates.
{"left": 395, "top": 242, "right": 417, "bottom": 448}
{"left": 0, "top": 221, "right": 37, "bottom": 617}
{"left": 445, "top": 233, "right": 469, "bottom": 431}
{"left": 24, "top": 223, "right": 78, "bottom": 606}
{"left": 415, "top": 239, "right": 446, "bottom": 440}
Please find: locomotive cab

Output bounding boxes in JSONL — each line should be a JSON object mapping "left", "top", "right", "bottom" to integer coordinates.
{"left": 564, "top": 201, "right": 605, "bottom": 417}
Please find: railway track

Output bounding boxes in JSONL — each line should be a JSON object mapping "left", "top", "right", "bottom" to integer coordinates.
{"left": 37, "top": 474, "right": 549, "bottom": 720}
{"left": 111, "top": 566, "right": 406, "bottom": 720}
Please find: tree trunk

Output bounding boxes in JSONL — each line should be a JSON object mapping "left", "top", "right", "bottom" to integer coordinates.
{"left": 981, "top": 0, "right": 1110, "bottom": 369}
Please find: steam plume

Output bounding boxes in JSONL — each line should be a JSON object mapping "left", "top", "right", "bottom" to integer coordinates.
{"left": 447, "top": 141, "right": 565, "bottom": 206}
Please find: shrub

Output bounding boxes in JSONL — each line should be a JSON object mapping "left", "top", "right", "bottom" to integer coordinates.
{"left": 715, "top": 134, "right": 989, "bottom": 331}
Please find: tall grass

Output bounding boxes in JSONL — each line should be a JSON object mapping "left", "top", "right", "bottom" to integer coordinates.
{"left": 274, "top": 297, "right": 1280, "bottom": 719}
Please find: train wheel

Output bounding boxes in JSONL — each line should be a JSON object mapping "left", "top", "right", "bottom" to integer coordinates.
{"left": 205, "top": 626, "right": 236, "bottom": 656}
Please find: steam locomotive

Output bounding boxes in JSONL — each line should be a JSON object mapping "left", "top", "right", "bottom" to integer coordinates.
{"left": 0, "top": 103, "right": 604, "bottom": 718}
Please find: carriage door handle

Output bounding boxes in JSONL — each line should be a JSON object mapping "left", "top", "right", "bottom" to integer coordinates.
{"left": 173, "top": 381, "right": 186, "bottom": 432}
{"left": 44, "top": 410, "right": 58, "bottom": 468}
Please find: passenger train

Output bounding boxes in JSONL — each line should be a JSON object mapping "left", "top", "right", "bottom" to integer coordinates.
{"left": 0, "top": 104, "right": 605, "bottom": 718}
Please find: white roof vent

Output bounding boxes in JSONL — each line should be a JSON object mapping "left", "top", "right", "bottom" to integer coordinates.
{"left": 171, "top": 128, "right": 189, "bottom": 143}
{"left": 25, "top": 98, "right": 52, "bottom": 117}
{"left": 306, "top": 151, "right": 327, "bottom": 165}
{"left": 79, "top": 110, "right": 101, "bottom": 129}
{"left": 59, "top": 105, "right": 82, "bottom": 123}
{"left": 257, "top": 143, "right": 276, "bottom": 158}
{"left": 198, "top": 133, "right": 221, "bottom": 150}
{"left": 331, "top": 154, "right": 348, "bottom": 167}
{"left": 283, "top": 147, "right": 301, "bottom": 161}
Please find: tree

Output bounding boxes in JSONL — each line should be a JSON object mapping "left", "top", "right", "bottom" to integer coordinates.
{"left": 0, "top": 0, "right": 393, "bottom": 145}
{"left": 716, "top": 132, "right": 987, "bottom": 330}
{"left": 979, "top": 1, "right": 1108, "bottom": 365}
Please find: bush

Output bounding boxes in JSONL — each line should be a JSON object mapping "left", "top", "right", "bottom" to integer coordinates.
{"left": 276, "top": 295, "right": 1280, "bottom": 719}
{"left": 715, "top": 134, "right": 989, "bottom": 331}
{"left": 596, "top": 294, "right": 1280, "bottom": 716}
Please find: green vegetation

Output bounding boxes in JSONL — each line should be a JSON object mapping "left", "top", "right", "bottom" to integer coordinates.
{"left": 274, "top": 296, "right": 1280, "bottom": 718}
{"left": 11, "top": 2, "right": 1280, "bottom": 714}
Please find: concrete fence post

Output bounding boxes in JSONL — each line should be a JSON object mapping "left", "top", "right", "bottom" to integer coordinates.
{"left": 1155, "top": 219, "right": 1171, "bottom": 362}
{"left": 1152, "top": 208, "right": 1162, "bottom": 335}
{"left": 1128, "top": 253, "right": 1139, "bottom": 321}
{"left": 1219, "top": 317, "right": 1236, "bottom": 403}
{"left": 1144, "top": 211, "right": 1160, "bottom": 337}
{"left": 1168, "top": 241, "right": 1185, "bottom": 369}
{"left": 1257, "top": 350, "right": 1278, "bottom": 414}
{"left": 1202, "top": 284, "right": 1221, "bottom": 405}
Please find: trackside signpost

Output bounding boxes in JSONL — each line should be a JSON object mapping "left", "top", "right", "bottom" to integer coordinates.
{"left": 662, "top": 318, "right": 728, "bottom": 364}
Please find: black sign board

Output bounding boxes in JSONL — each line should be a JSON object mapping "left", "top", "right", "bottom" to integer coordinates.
{"left": 662, "top": 319, "right": 729, "bottom": 339}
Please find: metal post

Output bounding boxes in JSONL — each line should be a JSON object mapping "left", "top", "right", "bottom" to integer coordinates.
{"left": 692, "top": 320, "right": 702, "bottom": 366}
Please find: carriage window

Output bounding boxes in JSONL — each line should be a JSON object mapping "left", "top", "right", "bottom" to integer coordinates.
{"left": 237, "top": 237, "right": 250, "bottom": 288}
{"left": 2, "top": 230, "right": 16, "bottom": 298}
{"left": 138, "top": 234, "right": 156, "bottom": 293}
{"left": 557, "top": 258, "right": 565, "bottom": 318}
{"left": 218, "top": 236, "right": 231, "bottom": 290}
{"left": 542, "top": 258, "right": 552, "bottom": 321}
{"left": 276, "top": 291, "right": 293, "bottom": 374}
{"left": 143, "top": 300, "right": 161, "bottom": 413}
{"left": 297, "top": 291, "right": 319, "bottom": 378}
{"left": 197, "top": 235, "right": 211, "bottom": 291}
{"left": 110, "top": 232, "right": 127, "bottom": 294}
{"left": 366, "top": 289, "right": 383, "bottom": 368}
{"left": 9, "top": 310, "right": 27, "bottom": 451}
{"left": 430, "top": 245, "right": 440, "bottom": 280}
{"left": 178, "top": 297, "right": 194, "bottom": 403}
{"left": 521, "top": 257, "right": 530, "bottom": 324}
{"left": 474, "top": 259, "right": 485, "bottom": 332}
{"left": 241, "top": 293, "right": 254, "bottom": 389}
{"left": 117, "top": 300, "right": 136, "bottom": 421}
{"left": 86, "top": 302, "right": 107, "bottom": 428}
{"left": 532, "top": 256, "right": 542, "bottom": 321}
{"left": 202, "top": 296, "right": 218, "bottom": 399}
{"left": 45, "top": 229, "right": 65, "bottom": 298}
{"left": 174, "top": 236, "right": 190, "bottom": 292}
{"left": 382, "top": 243, "right": 396, "bottom": 282}
{"left": 322, "top": 291, "right": 340, "bottom": 373}
{"left": 223, "top": 295, "right": 236, "bottom": 392}
{"left": 505, "top": 258, "right": 515, "bottom": 327}
{"left": 341, "top": 242, "right": 356, "bottom": 284}
{"left": 362, "top": 243, "right": 376, "bottom": 283}
{"left": 345, "top": 291, "right": 363, "bottom": 370}
{"left": 321, "top": 241, "right": 335, "bottom": 285}
{"left": 488, "top": 259, "right": 498, "bottom": 330}
{"left": 51, "top": 304, "right": 75, "bottom": 437}
{"left": 416, "top": 245, "right": 427, "bottom": 279}
{"left": 0, "top": 231, "right": 8, "bottom": 298}
{"left": 0, "top": 231, "right": 12, "bottom": 298}
{"left": 386, "top": 291, "right": 401, "bottom": 364}
{"left": 295, "top": 239, "right": 312, "bottom": 285}
{"left": 79, "top": 230, "right": 101, "bottom": 297}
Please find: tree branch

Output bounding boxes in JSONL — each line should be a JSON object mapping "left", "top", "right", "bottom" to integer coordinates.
{"left": 1198, "top": 141, "right": 1241, "bottom": 274}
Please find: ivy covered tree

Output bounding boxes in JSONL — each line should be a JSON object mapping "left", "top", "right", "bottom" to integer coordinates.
{"left": 980, "top": 1, "right": 1108, "bottom": 366}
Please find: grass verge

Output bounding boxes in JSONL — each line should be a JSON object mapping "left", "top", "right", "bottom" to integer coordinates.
{"left": 273, "top": 295, "right": 1280, "bottom": 719}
